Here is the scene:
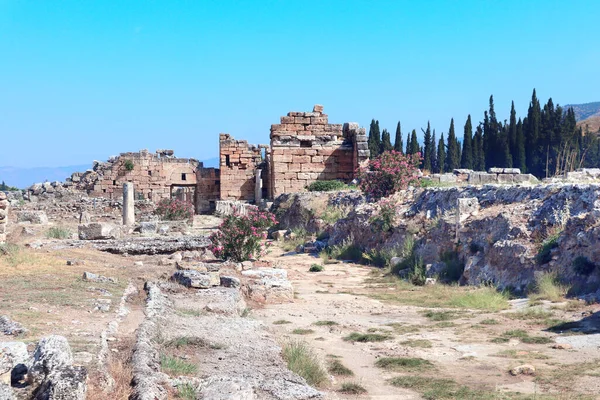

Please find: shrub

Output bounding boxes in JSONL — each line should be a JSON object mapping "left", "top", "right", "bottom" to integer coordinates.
{"left": 375, "top": 357, "right": 434, "bottom": 372}
{"left": 439, "top": 251, "right": 464, "bottom": 282}
{"left": 343, "top": 332, "right": 390, "bottom": 342}
{"left": 328, "top": 359, "right": 353, "bottom": 376}
{"left": 362, "top": 248, "right": 394, "bottom": 268}
{"left": 282, "top": 341, "right": 327, "bottom": 386}
{"left": 309, "top": 264, "right": 324, "bottom": 272}
{"left": 160, "top": 354, "right": 197, "bottom": 375}
{"left": 338, "top": 382, "right": 367, "bottom": 394}
{"left": 307, "top": 180, "right": 347, "bottom": 192}
{"left": 536, "top": 232, "right": 560, "bottom": 264}
{"left": 356, "top": 150, "right": 421, "bottom": 200}
{"left": 529, "top": 272, "right": 568, "bottom": 302}
{"left": 124, "top": 159, "right": 134, "bottom": 171}
{"left": 369, "top": 198, "right": 397, "bottom": 233}
{"left": 209, "top": 210, "right": 276, "bottom": 262}
{"left": 155, "top": 198, "right": 194, "bottom": 221}
{"left": 326, "top": 238, "right": 362, "bottom": 262}
{"left": 320, "top": 205, "right": 349, "bottom": 225}
{"left": 573, "top": 256, "right": 596, "bottom": 276}
{"left": 46, "top": 226, "right": 72, "bottom": 240}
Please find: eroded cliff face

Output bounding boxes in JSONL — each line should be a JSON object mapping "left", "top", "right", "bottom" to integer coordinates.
{"left": 273, "top": 184, "right": 600, "bottom": 298}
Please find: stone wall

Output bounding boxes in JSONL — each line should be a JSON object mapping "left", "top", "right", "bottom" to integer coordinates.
{"left": 269, "top": 105, "right": 367, "bottom": 197}
{"left": 196, "top": 167, "right": 220, "bottom": 213}
{"left": 219, "top": 134, "right": 265, "bottom": 202}
{"left": 0, "top": 192, "right": 8, "bottom": 243}
{"left": 425, "top": 168, "right": 539, "bottom": 185}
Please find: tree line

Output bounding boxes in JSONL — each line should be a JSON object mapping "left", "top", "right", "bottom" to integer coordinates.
{"left": 367, "top": 89, "right": 600, "bottom": 178}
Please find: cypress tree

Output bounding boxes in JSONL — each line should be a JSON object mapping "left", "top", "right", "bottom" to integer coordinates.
{"left": 509, "top": 101, "right": 517, "bottom": 160}
{"left": 381, "top": 129, "right": 393, "bottom": 153}
{"left": 430, "top": 131, "right": 438, "bottom": 173}
{"left": 461, "top": 115, "right": 473, "bottom": 169}
{"left": 500, "top": 122, "right": 512, "bottom": 167}
{"left": 473, "top": 124, "right": 485, "bottom": 171}
{"left": 437, "top": 133, "right": 446, "bottom": 173}
{"left": 525, "top": 89, "right": 541, "bottom": 176}
{"left": 446, "top": 118, "right": 460, "bottom": 172}
{"left": 0, "top": 181, "right": 6, "bottom": 191}
{"left": 405, "top": 132, "right": 412, "bottom": 155}
{"left": 422, "top": 122, "right": 433, "bottom": 171}
{"left": 515, "top": 118, "right": 526, "bottom": 172}
{"left": 409, "top": 129, "right": 420, "bottom": 155}
{"left": 394, "top": 122, "right": 403, "bottom": 153}
{"left": 367, "top": 119, "right": 381, "bottom": 157}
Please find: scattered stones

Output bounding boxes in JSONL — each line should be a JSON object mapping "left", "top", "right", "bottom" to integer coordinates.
{"left": 82, "top": 272, "right": 117, "bottom": 284}
{"left": 16, "top": 210, "right": 48, "bottom": 225}
{"left": 0, "top": 316, "right": 28, "bottom": 336}
{"left": 78, "top": 222, "right": 121, "bottom": 240}
{"left": 93, "top": 299, "right": 112, "bottom": 313}
{"left": 172, "top": 270, "right": 220, "bottom": 289}
{"left": 509, "top": 364, "right": 536, "bottom": 376}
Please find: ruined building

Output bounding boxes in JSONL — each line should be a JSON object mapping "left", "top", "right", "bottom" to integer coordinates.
{"left": 64, "top": 105, "right": 368, "bottom": 213}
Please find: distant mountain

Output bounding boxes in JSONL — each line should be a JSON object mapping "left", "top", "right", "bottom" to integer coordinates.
{"left": 0, "top": 164, "right": 91, "bottom": 189}
{"left": 563, "top": 101, "right": 600, "bottom": 121}
{"left": 578, "top": 116, "right": 600, "bottom": 134}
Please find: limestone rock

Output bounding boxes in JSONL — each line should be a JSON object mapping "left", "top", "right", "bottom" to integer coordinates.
{"left": 510, "top": 364, "right": 536, "bottom": 376}
{"left": 137, "top": 222, "right": 158, "bottom": 234}
{"left": 172, "top": 270, "right": 220, "bottom": 289}
{"left": 28, "top": 335, "right": 74, "bottom": 385}
{"left": 551, "top": 343, "right": 573, "bottom": 350}
{"left": 78, "top": 223, "right": 121, "bottom": 240}
{"left": 31, "top": 365, "right": 87, "bottom": 400}
{"left": 0, "top": 316, "right": 28, "bottom": 336}
{"left": 0, "top": 342, "right": 28, "bottom": 377}
{"left": 220, "top": 276, "right": 241, "bottom": 289}
{"left": 82, "top": 272, "right": 117, "bottom": 284}
{"left": 0, "top": 382, "right": 14, "bottom": 400}
{"left": 16, "top": 211, "right": 48, "bottom": 225}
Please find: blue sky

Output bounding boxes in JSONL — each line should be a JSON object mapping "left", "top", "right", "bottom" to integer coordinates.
{"left": 1, "top": 0, "right": 599, "bottom": 168}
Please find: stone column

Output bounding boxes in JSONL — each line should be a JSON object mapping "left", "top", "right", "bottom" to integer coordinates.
{"left": 123, "top": 182, "right": 135, "bottom": 226}
{"left": 0, "top": 192, "right": 8, "bottom": 243}
{"left": 254, "top": 169, "right": 262, "bottom": 205}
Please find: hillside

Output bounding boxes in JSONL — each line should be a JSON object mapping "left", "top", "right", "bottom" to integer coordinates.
{"left": 577, "top": 115, "right": 600, "bottom": 133}
{"left": 564, "top": 101, "right": 600, "bottom": 121}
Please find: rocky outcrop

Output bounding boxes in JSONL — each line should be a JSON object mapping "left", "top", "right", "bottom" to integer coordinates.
{"left": 306, "top": 184, "right": 600, "bottom": 295}
{"left": 93, "top": 236, "right": 211, "bottom": 255}
{"left": 0, "top": 316, "right": 28, "bottom": 337}
{"left": 16, "top": 211, "right": 48, "bottom": 225}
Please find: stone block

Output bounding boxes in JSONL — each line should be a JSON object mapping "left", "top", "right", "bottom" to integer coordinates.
{"left": 78, "top": 223, "right": 121, "bottom": 240}
{"left": 172, "top": 270, "right": 221, "bottom": 289}
{"left": 457, "top": 197, "right": 480, "bottom": 222}
{"left": 503, "top": 168, "right": 521, "bottom": 174}
{"left": 488, "top": 167, "right": 503, "bottom": 174}
{"left": 497, "top": 174, "right": 514, "bottom": 183}
{"left": 313, "top": 104, "right": 324, "bottom": 113}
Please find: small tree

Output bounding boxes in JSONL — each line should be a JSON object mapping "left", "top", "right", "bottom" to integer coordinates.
{"left": 124, "top": 160, "right": 134, "bottom": 171}
{"left": 357, "top": 150, "right": 421, "bottom": 200}
{"left": 209, "top": 210, "right": 277, "bottom": 262}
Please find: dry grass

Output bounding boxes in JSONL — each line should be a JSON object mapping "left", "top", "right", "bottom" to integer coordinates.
{"left": 282, "top": 340, "right": 327, "bottom": 387}
{"left": 87, "top": 356, "right": 133, "bottom": 400}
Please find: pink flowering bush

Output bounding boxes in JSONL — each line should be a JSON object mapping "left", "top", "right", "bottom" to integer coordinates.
{"left": 155, "top": 198, "right": 194, "bottom": 221}
{"left": 209, "top": 210, "right": 277, "bottom": 262}
{"left": 357, "top": 151, "right": 421, "bottom": 200}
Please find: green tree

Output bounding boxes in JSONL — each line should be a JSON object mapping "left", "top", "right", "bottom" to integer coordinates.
{"left": 409, "top": 129, "right": 420, "bottom": 155}
{"left": 380, "top": 129, "right": 393, "bottom": 153}
{"left": 446, "top": 118, "right": 460, "bottom": 172}
{"left": 515, "top": 118, "right": 526, "bottom": 172}
{"left": 461, "top": 115, "right": 473, "bottom": 169}
{"left": 394, "top": 122, "right": 403, "bottom": 153}
{"left": 525, "top": 89, "right": 541, "bottom": 176}
{"left": 422, "top": 122, "right": 433, "bottom": 171}
{"left": 473, "top": 124, "right": 485, "bottom": 171}
{"left": 509, "top": 101, "right": 517, "bottom": 163}
{"left": 430, "top": 131, "right": 438, "bottom": 173}
{"left": 0, "top": 181, "right": 6, "bottom": 191}
{"left": 437, "top": 133, "right": 446, "bottom": 173}
{"left": 368, "top": 119, "right": 381, "bottom": 157}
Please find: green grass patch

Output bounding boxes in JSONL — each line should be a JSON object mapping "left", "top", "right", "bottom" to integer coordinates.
{"left": 327, "top": 359, "right": 354, "bottom": 376}
{"left": 479, "top": 319, "right": 499, "bottom": 325}
{"left": 386, "top": 323, "right": 420, "bottom": 334}
{"left": 176, "top": 383, "right": 196, "bottom": 399}
{"left": 313, "top": 320, "right": 338, "bottom": 326}
{"left": 422, "top": 310, "right": 461, "bottom": 321}
{"left": 492, "top": 349, "right": 549, "bottom": 360}
{"left": 434, "top": 321, "right": 457, "bottom": 328}
{"left": 491, "top": 329, "right": 553, "bottom": 345}
{"left": 292, "top": 328, "right": 315, "bottom": 335}
{"left": 338, "top": 382, "right": 367, "bottom": 394}
{"left": 282, "top": 341, "right": 327, "bottom": 386}
{"left": 309, "top": 264, "right": 324, "bottom": 272}
{"left": 401, "top": 339, "right": 433, "bottom": 348}
{"left": 307, "top": 180, "right": 348, "bottom": 192}
{"left": 273, "top": 319, "right": 292, "bottom": 325}
{"left": 46, "top": 226, "right": 72, "bottom": 239}
{"left": 375, "top": 357, "right": 434, "bottom": 372}
{"left": 160, "top": 354, "right": 198, "bottom": 376}
{"left": 343, "top": 332, "right": 391, "bottom": 342}
{"left": 536, "top": 233, "right": 560, "bottom": 265}
{"left": 529, "top": 272, "right": 568, "bottom": 303}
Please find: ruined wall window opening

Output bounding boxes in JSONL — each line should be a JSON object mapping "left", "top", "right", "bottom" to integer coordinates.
{"left": 181, "top": 173, "right": 187, "bottom": 181}
{"left": 148, "top": 170, "right": 152, "bottom": 176}
{"left": 112, "top": 180, "right": 116, "bottom": 185}
{"left": 225, "top": 155, "right": 231, "bottom": 167}
{"left": 300, "top": 140, "right": 312, "bottom": 148}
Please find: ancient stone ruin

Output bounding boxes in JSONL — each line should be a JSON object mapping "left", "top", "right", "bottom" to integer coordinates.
{"left": 0, "top": 192, "right": 7, "bottom": 243}
{"left": 29, "top": 105, "right": 369, "bottom": 215}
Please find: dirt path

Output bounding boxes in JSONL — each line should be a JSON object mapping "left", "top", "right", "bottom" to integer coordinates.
{"left": 254, "top": 246, "right": 600, "bottom": 399}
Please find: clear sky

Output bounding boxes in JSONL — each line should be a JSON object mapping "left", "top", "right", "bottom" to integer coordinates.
{"left": 1, "top": 0, "right": 599, "bottom": 168}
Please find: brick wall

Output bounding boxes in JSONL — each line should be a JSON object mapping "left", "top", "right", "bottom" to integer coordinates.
{"left": 269, "top": 105, "right": 368, "bottom": 197}
{"left": 196, "top": 167, "right": 220, "bottom": 213}
{"left": 219, "top": 134, "right": 264, "bottom": 201}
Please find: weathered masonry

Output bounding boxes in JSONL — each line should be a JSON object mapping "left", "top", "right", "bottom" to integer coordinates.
{"left": 63, "top": 105, "right": 368, "bottom": 213}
